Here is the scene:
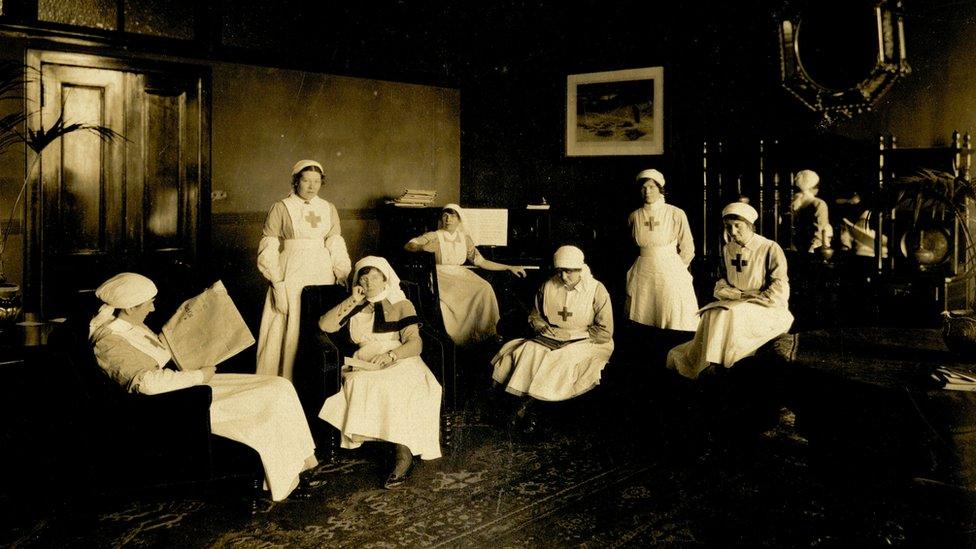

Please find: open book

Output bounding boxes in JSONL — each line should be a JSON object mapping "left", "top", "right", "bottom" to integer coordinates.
{"left": 160, "top": 280, "right": 255, "bottom": 371}
{"left": 697, "top": 297, "right": 772, "bottom": 315}
{"left": 531, "top": 334, "right": 588, "bottom": 350}
{"left": 343, "top": 356, "right": 387, "bottom": 372}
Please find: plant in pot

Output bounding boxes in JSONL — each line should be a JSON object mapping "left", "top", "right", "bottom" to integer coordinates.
{"left": 0, "top": 60, "right": 123, "bottom": 327}
{"left": 892, "top": 167, "right": 976, "bottom": 357}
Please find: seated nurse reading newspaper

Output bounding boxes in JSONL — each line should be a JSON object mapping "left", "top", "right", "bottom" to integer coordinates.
{"left": 89, "top": 272, "right": 317, "bottom": 502}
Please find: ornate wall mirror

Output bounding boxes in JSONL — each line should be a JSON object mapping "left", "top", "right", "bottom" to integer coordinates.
{"left": 779, "top": 0, "right": 910, "bottom": 123}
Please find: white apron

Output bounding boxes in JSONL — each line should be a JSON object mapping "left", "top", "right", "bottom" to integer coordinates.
{"left": 257, "top": 197, "right": 337, "bottom": 380}
{"left": 319, "top": 306, "right": 442, "bottom": 460}
{"left": 208, "top": 374, "right": 318, "bottom": 501}
{"left": 114, "top": 325, "right": 317, "bottom": 502}
{"left": 626, "top": 205, "right": 699, "bottom": 331}
{"left": 667, "top": 239, "right": 793, "bottom": 379}
{"left": 434, "top": 229, "right": 500, "bottom": 345}
{"left": 492, "top": 278, "right": 614, "bottom": 401}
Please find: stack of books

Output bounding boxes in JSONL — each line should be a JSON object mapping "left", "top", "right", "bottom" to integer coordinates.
{"left": 931, "top": 366, "right": 976, "bottom": 392}
{"left": 388, "top": 189, "right": 437, "bottom": 207}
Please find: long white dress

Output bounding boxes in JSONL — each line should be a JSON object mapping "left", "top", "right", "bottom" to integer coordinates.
{"left": 625, "top": 200, "right": 700, "bottom": 331}
{"left": 318, "top": 303, "right": 442, "bottom": 460}
{"left": 492, "top": 272, "right": 614, "bottom": 401}
{"left": 257, "top": 193, "right": 351, "bottom": 379}
{"left": 92, "top": 318, "right": 317, "bottom": 502}
{"left": 409, "top": 229, "right": 500, "bottom": 345}
{"left": 666, "top": 233, "right": 794, "bottom": 379}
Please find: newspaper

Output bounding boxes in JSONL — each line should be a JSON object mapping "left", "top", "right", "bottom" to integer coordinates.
{"left": 160, "top": 280, "right": 255, "bottom": 370}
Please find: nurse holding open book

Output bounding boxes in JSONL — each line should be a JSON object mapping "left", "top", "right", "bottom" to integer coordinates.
{"left": 491, "top": 245, "right": 614, "bottom": 421}
{"left": 666, "top": 202, "right": 794, "bottom": 379}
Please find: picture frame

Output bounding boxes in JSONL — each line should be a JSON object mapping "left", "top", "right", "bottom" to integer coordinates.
{"left": 566, "top": 66, "right": 664, "bottom": 156}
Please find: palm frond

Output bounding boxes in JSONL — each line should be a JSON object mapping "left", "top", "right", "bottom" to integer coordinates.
{"left": 23, "top": 110, "right": 125, "bottom": 154}
{"left": 893, "top": 168, "right": 955, "bottom": 197}
{"left": 0, "top": 60, "right": 28, "bottom": 101}
{"left": 0, "top": 112, "right": 27, "bottom": 155}
{"left": 892, "top": 166, "right": 976, "bottom": 278}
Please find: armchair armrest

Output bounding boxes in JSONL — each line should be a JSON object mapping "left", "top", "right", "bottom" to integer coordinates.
{"left": 294, "top": 327, "right": 348, "bottom": 456}
{"left": 120, "top": 385, "right": 215, "bottom": 481}
{"left": 294, "top": 329, "right": 345, "bottom": 403}
{"left": 419, "top": 324, "right": 457, "bottom": 411}
{"left": 123, "top": 384, "right": 213, "bottom": 417}
{"left": 312, "top": 331, "right": 343, "bottom": 376}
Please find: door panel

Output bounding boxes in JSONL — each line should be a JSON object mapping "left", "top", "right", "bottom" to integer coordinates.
{"left": 37, "top": 64, "right": 126, "bottom": 313}
{"left": 144, "top": 90, "right": 183, "bottom": 246}
{"left": 141, "top": 73, "right": 198, "bottom": 252}
{"left": 134, "top": 72, "right": 203, "bottom": 290}
{"left": 61, "top": 85, "right": 111, "bottom": 251}
{"left": 26, "top": 52, "right": 209, "bottom": 317}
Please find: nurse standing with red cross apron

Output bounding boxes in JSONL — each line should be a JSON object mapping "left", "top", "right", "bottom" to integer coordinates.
{"left": 256, "top": 159, "right": 352, "bottom": 380}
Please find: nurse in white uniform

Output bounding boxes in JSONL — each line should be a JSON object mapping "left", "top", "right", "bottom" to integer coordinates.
{"left": 625, "top": 168, "right": 699, "bottom": 332}
{"left": 256, "top": 159, "right": 351, "bottom": 380}
{"left": 666, "top": 202, "right": 794, "bottom": 379}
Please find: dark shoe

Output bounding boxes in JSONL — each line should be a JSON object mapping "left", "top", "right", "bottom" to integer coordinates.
{"left": 290, "top": 478, "right": 315, "bottom": 500}
{"left": 384, "top": 458, "right": 414, "bottom": 489}
{"left": 522, "top": 415, "right": 539, "bottom": 436}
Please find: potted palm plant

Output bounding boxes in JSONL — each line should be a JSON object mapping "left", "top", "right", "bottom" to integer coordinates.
{"left": 893, "top": 167, "right": 976, "bottom": 356}
{"left": 0, "top": 60, "right": 122, "bottom": 325}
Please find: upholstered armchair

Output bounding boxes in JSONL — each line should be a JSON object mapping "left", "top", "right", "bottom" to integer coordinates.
{"left": 41, "top": 313, "right": 264, "bottom": 510}
{"left": 292, "top": 284, "right": 348, "bottom": 455}
{"left": 295, "top": 282, "right": 457, "bottom": 461}
{"left": 390, "top": 251, "right": 458, "bottom": 409}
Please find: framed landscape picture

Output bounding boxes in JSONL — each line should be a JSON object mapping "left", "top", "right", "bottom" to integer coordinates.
{"left": 566, "top": 66, "right": 664, "bottom": 156}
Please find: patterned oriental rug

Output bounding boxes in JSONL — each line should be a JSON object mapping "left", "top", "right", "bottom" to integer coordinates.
{"left": 5, "top": 394, "right": 972, "bottom": 547}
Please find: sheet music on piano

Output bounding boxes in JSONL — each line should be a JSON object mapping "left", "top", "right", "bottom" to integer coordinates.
{"left": 463, "top": 208, "right": 508, "bottom": 247}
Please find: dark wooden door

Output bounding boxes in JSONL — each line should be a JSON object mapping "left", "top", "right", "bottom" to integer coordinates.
{"left": 26, "top": 51, "right": 210, "bottom": 317}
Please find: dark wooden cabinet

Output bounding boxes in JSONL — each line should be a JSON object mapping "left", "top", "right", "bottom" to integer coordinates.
{"left": 378, "top": 205, "right": 441, "bottom": 259}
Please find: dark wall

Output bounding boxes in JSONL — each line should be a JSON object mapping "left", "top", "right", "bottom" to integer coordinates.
{"left": 0, "top": 38, "right": 459, "bottom": 326}
{"left": 459, "top": 1, "right": 783, "bottom": 283}
{"left": 837, "top": 1, "right": 976, "bottom": 146}
{"left": 459, "top": 0, "right": 976, "bottom": 284}
{"left": 4, "top": 0, "right": 976, "bottom": 317}
{"left": 209, "top": 62, "right": 459, "bottom": 327}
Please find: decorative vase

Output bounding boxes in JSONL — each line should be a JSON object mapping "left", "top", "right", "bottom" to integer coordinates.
{"left": 0, "top": 282, "right": 21, "bottom": 329}
{"left": 913, "top": 248, "right": 936, "bottom": 265}
{"left": 942, "top": 310, "right": 976, "bottom": 360}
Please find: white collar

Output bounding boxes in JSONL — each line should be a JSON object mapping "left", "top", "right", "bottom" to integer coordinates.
{"left": 441, "top": 228, "right": 463, "bottom": 241}
{"left": 288, "top": 193, "right": 322, "bottom": 206}
{"left": 733, "top": 233, "right": 758, "bottom": 251}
